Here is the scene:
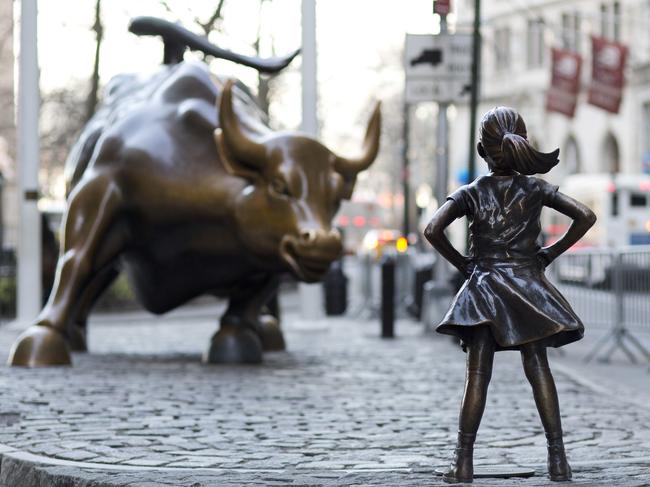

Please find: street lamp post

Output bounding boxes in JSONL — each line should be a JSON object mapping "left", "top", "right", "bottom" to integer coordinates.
{"left": 467, "top": 0, "right": 481, "bottom": 186}
{"left": 17, "top": 0, "right": 42, "bottom": 324}
{"left": 434, "top": 8, "right": 450, "bottom": 289}
{"left": 299, "top": 0, "right": 324, "bottom": 320}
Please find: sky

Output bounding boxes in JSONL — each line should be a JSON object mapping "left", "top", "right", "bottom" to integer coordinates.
{"left": 36, "top": 0, "right": 444, "bottom": 142}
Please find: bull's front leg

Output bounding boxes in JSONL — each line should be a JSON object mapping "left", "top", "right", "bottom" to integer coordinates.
{"left": 8, "top": 174, "right": 126, "bottom": 366}
{"left": 204, "top": 274, "right": 284, "bottom": 364}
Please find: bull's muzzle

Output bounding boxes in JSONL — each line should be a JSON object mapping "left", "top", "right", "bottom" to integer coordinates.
{"left": 280, "top": 229, "right": 343, "bottom": 282}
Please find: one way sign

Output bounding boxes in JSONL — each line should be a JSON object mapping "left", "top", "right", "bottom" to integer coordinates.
{"left": 405, "top": 33, "right": 472, "bottom": 103}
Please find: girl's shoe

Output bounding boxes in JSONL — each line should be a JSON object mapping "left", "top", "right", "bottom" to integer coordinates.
{"left": 547, "top": 433, "right": 572, "bottom": 482}
{"left": 442, "top": 433, "right": 475, "bottom": 484}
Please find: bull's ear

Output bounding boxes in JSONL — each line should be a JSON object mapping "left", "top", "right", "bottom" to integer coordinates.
{"left": 214, "top": 128, "right": 262, "bottom": 181}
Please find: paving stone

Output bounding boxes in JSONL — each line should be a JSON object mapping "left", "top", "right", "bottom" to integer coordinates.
{"left": 0, "top": 304, "right": 648, "bottom": 486}
{"left": 54, "top": 450, "right": 99, "bottom": 461}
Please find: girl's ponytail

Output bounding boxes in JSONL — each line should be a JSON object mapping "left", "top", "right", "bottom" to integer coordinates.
{"left": 501, "top": 132, "right": 559, "bottom": 175}
{"left": 480, "top": 107, "right": 560, "bottom": 175}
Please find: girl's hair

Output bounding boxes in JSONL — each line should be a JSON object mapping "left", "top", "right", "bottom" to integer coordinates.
{"left": 478, "top": 107, "right": 559, "bottom": 175}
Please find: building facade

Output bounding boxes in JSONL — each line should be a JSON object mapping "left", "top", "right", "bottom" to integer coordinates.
{"left": 450, "top": 0, "right": 650, "bottom": 187}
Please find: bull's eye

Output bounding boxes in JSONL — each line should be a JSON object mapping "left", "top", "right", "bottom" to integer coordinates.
{"left": 270, "top": 177, "right": 291, "bottom": 198}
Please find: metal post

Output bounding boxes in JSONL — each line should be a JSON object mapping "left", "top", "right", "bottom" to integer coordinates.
{"left": 465, "top": 0, "right": 481, "bottom": 251}
{"left": 434, "top": 13, "right": 449, "bottom": 288}
{"left": 17, "top": 0, "right": 42, "bottom": 324}
{"left": 381, "top": 254, "right": 395, "bottom": 338}
{"left": 299, "top": 0, "right": 324, "bottom": 319}
{"left": 402, "top": 103, "right": 410, "bottom": 238}
{"left": 301, "top": 0, "right": 317, "bottom": 136}
{"left": 467, "top": 0, "right": 481, "bottom": 185}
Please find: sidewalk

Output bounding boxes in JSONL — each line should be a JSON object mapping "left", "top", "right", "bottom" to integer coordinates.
{"left": 0, "top": 300, "right": 649, "bottom": 486}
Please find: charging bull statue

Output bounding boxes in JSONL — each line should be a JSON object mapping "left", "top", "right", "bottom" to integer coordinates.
{"left": 9, "top": 17, "right": 381, "bottom": 367}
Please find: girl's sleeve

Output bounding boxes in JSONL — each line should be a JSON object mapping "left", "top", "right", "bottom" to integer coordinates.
{"left": 538, "top": 178, "right": 559, "bottom": 206}
{"left": 446, "top": 185, "right": 472, "bottom": 217}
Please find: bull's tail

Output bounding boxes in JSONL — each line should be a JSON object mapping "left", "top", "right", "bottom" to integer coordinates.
{"left": 129, "top": 16, "right": 300, "bottom": 74}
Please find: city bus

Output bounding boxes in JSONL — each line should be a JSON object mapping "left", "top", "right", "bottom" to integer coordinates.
{"left": 545, "top": 173, "right": 650, "bottom": 284}
{"left": 545, "top": 173, "right": 650, "bottom": 248}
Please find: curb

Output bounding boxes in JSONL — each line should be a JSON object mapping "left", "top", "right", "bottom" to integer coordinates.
{"left": 3, "top": 444, "right": 650, "bottom": 487}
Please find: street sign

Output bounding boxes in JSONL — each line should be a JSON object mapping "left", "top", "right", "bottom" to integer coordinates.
{"left": 404, "top": 33, "right": 472, "bottom": 103}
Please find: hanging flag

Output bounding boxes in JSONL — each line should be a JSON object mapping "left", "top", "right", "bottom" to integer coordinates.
{"left": 546, "top": 48, "right": 582, "bottom": 118}
{"left": 434, "top": 0, "right": 452, "bottom": 15}
{"left": 588, "top": 36, "right": 628, "bottom": 114}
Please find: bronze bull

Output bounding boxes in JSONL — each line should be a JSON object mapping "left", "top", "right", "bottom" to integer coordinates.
{"left": 8, "top": 20, "right": 381, "bottom": 367}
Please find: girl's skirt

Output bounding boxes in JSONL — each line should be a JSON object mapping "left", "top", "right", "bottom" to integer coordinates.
{"left": 436, "top": 258, "right": 584, "bottom": 351}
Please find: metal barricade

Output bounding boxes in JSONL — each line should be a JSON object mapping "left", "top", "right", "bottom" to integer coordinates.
{"left": 548, "top": 246, "right": 650, "bottom": 363}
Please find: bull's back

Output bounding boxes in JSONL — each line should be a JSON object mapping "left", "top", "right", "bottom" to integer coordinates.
{"left": 64, "top": 61, "right": 264, "bottom": 195}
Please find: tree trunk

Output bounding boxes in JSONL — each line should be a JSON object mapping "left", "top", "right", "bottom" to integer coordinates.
{"left": 85, "top": 0, "right": 103, "bottom": 122}
{"left": 256, "top": 0, "right": 271, "bottom": 116}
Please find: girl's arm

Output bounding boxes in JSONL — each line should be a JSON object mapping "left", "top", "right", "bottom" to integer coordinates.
{"left": 539, "top": 192, "right": 597, "bottom": 265}
{"left": 424, "top": 200, "right": 473, "bottom": 277}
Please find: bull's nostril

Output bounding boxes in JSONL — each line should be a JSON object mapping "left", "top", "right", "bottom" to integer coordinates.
{"left": 301, "top": 230, "right": 316, "bottom": 243}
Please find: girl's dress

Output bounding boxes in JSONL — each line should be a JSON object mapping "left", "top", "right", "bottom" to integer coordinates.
{"left": 437, "top": 174, "right": 584, "bottom": 351}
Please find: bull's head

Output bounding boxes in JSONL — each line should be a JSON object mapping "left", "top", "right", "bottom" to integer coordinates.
{"left": 214, "top": 79, "right": 381, "bottom": 282}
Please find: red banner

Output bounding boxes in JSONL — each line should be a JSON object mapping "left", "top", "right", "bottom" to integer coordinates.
{"left": 546, "top": 48, "right": 582, "bottom": 118}
{"left": 434, "top": 0, "right": 452, "bottom": 15}
{"left": 588, "top": 36, "right": 628, "bottom": 114}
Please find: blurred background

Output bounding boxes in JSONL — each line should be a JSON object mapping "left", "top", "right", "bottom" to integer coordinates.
{"left": 1, "top": 0, "right": 649, "bottom": 366}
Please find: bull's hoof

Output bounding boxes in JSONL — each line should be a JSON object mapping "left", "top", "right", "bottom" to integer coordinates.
{"left": 7, "top": 325, "right": 72, "bottom": 367}
{"left": 203, "top": 325, "right": 263, "bottom": 364}
{"left": 256, "top": 315, "right": 286, "bottom": 351}
{"left": 68, "top": 325, "right": 88, "bottom": 352}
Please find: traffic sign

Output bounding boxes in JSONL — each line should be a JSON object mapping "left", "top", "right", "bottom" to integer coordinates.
{"left": 405, "top": 33, "right": 472, "bottom": 103}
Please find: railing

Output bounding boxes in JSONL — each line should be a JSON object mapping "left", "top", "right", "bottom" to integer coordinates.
{"left": 349, "top": 250, "right": 434, "bottom": 320}
{"left": 547, "top": 246, "right": 650, "bottom": 364}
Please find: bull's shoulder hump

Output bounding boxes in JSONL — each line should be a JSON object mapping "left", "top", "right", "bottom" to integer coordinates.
{"left": 157, "top": 61, "right": 219, "bottom": 104}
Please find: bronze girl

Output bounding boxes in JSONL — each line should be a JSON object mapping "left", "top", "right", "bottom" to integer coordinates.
{"left": 424, "top": 107, "right": 596, "bottom": 483}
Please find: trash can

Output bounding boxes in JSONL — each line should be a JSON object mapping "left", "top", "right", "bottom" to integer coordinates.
{"left": 409, "top": 262, "right": 433, "bottom": 320}
{"left": 323, "top": 259, "right": 348, "bottom": 315}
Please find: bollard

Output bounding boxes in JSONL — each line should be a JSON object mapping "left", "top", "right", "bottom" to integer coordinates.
{"left": 381, "top": 253, "right": 395, "bottom": 338}
{"left": 323, "top": 259, "right": 348, "bottom": 315}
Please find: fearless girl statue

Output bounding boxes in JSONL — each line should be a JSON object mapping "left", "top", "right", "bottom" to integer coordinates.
{"left": 425, "top": 107, "right": 596, "bottom": 483}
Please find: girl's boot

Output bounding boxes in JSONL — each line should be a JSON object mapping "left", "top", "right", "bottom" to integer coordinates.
{"left": 442, "top": 432, "right": 475, "bottom": 483}
{"left": 546, "top": 432, "right": 572, "bottom": 481}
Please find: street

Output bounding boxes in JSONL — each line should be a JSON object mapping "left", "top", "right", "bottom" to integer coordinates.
{"left": 0, "top": 297, "right": 648, "bottom": 486}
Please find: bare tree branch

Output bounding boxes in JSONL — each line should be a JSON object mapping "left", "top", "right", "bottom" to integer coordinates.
{"left": 84, "top": 0, "right": 103, "bottom": 122}
{"left": 159, "top": 0, "right": 174, "bottom": 14}
{"left": 197, "top": 0, "right": 226, "bottom": 36}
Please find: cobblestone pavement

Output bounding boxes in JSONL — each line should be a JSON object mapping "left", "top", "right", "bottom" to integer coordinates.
{"left": 0, "top": 303, "right": 649, "bottom": 486}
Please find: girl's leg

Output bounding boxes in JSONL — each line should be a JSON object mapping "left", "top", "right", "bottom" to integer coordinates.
{"left": 520, "top": 342, "right": 571, "bottom": 481}
{"left": 444, "top": 325, "right": 496, "bottom": 483}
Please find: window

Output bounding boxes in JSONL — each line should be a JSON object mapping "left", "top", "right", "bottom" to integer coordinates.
{"left": 564, "top": 136, "right": 581, "bottom": 175}
{"left": 631, "top": 194, "right": 647, "bottom": 207}
{"left": 561, "top": 11, "right": 581, "bottom": 52}
{"left": 527, "top": 18, "right": 545, "bottom": 67}
{"left": 642, "top": 102, "right": 650, "bottom": 168}
{"left": 613, "top": 1, "right": 621, "bottom": 40}
{"left": 601, "top": 2, "right": 622, "bottom": 40}
{"left": 602, "top": 133, "right": 620, "bottom": 174}
{"left": 494, "top": 27, "right": 511, "bottom": 71}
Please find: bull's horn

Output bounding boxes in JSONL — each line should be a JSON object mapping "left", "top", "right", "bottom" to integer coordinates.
{"left": 334, "top": 101, "right": 381, "bottom": 177}
{"left": 218, "top": 79, "right": 266, "bottom": 167}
